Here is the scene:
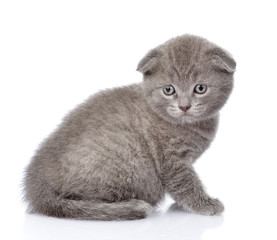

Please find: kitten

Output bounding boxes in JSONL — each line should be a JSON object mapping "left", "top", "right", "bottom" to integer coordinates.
{"left": 23, "top": 34, "right": 236, "bottom": 220}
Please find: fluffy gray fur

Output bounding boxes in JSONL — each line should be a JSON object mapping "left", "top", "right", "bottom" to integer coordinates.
{"left": 23, "top": 34, "right": 236, "bottom": 220}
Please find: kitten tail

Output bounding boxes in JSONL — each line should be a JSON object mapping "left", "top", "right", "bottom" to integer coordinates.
{"left": 24, "top": 186, "right": 153, "bottom": 220}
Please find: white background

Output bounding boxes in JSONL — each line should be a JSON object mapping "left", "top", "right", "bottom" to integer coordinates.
{"left": 1, "top": 0, "right": 277, "bottom": 239}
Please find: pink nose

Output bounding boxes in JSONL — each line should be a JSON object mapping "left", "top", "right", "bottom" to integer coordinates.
{"left": 179, "top": 105, "right": 191, "bottom": 112}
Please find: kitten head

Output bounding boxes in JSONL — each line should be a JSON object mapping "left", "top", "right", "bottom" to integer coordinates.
{"left": 137, "top": 34, "right": 236, "bottom": 124}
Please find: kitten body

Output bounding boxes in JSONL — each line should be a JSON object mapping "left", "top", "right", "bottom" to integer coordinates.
{"left": 23, "top": 35, "right": 235, "bottom": 220}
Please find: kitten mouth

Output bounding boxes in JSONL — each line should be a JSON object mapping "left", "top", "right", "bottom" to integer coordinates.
{"left": 167, "top": 107, "right": 194, "bottom": 119}
{"left": 181, "top": 112, "right": 192, "bottom": 118}
{"left": 180, "top": 110, "right": 192, "bottom": 116}
{"left": 178, "top": 112, "right": 193, "bottom": 119}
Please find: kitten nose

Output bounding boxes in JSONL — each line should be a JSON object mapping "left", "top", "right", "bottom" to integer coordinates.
{"left": 179, "top": 105, "right": 191, "bottom": 112}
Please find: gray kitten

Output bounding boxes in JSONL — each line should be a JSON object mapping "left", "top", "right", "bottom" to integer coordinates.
{"left": 23, "top": 34, "right": 236, "bottom": 220}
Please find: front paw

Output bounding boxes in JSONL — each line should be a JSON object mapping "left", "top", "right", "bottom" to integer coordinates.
{"left": 190, "top": 198, "right": 224, "bottom": 216}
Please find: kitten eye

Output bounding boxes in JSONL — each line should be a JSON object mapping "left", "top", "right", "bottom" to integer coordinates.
{"left": 163, "top": 85, "right": 175, "bottom": 96}
{"left": 194, "top": 84, "right": 207, "bottom": 94}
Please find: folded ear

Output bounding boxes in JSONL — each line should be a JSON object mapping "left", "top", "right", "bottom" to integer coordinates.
{"left": 207, "top": 47, "right": 236, "bottom": 73}
{"left": 137, "top": 48, "right": 161, "bottom": 75}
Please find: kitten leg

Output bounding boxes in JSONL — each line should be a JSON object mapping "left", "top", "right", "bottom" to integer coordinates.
{"left": 163, "top": 162, "right": 224, "bottom": 215}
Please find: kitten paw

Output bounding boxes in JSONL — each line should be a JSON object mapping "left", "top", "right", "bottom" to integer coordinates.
{"left": 168, "top": 202, "right": 190, "bottom": 212}
{"left": 168, "top": 202, "right": 183, "bottom": 212}
{"left": 190, "top": 198, "right": 224, "bottom": 216}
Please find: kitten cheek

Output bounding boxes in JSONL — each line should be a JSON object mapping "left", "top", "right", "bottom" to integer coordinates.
{"left": 151, "top": 90, "right": 164, "bottom": 103}
{"left": 166, "top": 108, "right": 176, "bottom": 118}
{"left": 166, "top": 107, "right": 182, "bottom": 118}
